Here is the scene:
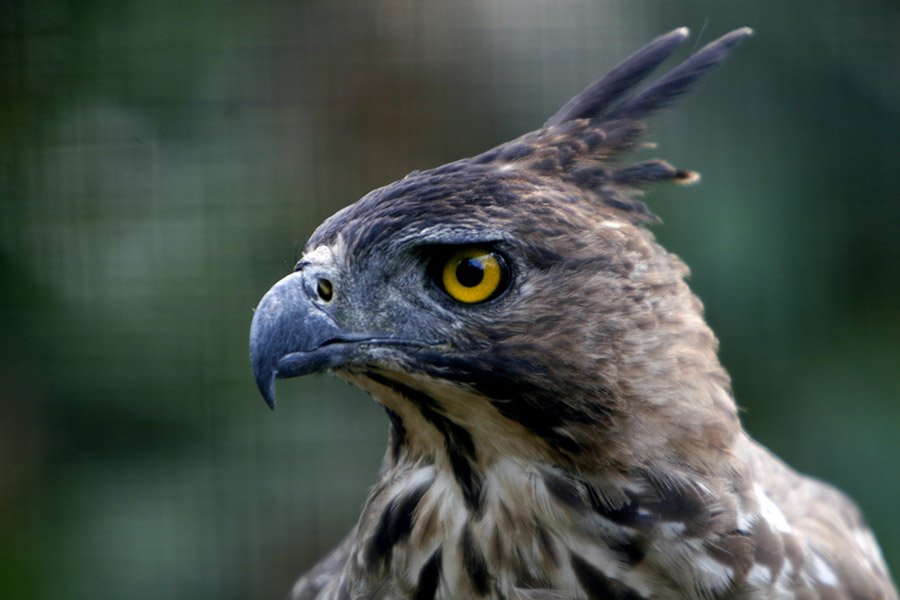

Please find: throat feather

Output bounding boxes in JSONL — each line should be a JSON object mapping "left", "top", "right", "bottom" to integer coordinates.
{"left": 367, "top": 373, "right": 484, "bottom": 512}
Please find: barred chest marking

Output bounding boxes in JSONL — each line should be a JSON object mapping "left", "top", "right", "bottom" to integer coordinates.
{"left": 351, "top": 459, "right": 655, "bottom": 599}
{"left": 333, "top": 373, "right": 656, "bottom": 598}
{"left": 315, "top": 375, "right": 858, "bottom": 600}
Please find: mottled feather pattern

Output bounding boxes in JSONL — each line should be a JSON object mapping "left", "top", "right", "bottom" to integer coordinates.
{"left": 250, "top": 27, "right": 898, "bottom": 600}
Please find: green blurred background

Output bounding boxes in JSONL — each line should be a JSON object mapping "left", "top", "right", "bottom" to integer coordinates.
{"left": 1, "top": 1, "right": 897, "bottom": 597}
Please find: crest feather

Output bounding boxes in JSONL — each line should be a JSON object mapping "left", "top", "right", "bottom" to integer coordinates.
{"left": 545, "top": 27, "right": 752, "bottom": 127}
{"left": 479, "top": 27, "right": 751, "bottom": 222}
{"left": 544, "top": 27, "right": 690, "bottom": 128}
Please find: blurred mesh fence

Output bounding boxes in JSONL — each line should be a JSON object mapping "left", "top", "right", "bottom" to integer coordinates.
{"left": 1, "top": 1, "right": 898, "bottom": 598}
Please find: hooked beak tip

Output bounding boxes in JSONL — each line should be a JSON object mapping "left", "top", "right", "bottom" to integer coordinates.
{"left": 256, "top": 370, "right": 277, "bottom": 410}
{"left": 251, "top": 348, "right": 278, "bottom": 409}
{"left": 263, "top": 389, "right": 277, "bottom": 411}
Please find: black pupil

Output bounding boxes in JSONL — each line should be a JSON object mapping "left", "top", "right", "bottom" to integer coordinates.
{"left": 317, "top": 279, "right": 333, "bottom": 301}
{"left": 456, "top": 258, "right": 485, "bottom": 288}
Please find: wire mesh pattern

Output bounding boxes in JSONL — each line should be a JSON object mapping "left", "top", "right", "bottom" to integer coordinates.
{"left": 1, "top": 1, "right": 898, "bottom": 598}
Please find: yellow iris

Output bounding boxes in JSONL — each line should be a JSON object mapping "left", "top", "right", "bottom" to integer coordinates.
{"left": 441, "top": 248, "right": 504, "bottom": 304}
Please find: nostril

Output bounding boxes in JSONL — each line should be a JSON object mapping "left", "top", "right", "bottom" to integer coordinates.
{"left": 316, "top": 278, "right": 334, "bottom": 302}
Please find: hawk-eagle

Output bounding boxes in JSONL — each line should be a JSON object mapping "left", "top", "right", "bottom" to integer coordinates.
{"left": 249, "top": 28, "right": 897, "bottom": 599}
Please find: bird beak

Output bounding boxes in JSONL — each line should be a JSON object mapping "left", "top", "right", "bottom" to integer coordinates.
{"left": 250, "top": 272, "right": 358, "bottom": 409}
{"left": 250, "top": 272, "right": 426, "bottom": 409}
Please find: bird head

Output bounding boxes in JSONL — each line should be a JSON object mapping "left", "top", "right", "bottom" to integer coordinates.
{"left": 250, "top": 27, "right": 751, "bottom": 475}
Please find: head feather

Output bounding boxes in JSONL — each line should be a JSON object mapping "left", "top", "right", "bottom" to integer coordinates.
{"left": 543, "top": 27, "right": 692, "bottom": 128}
{"left": 310, "top": 28, "right": 752, "bottom": 250}
{"left": 477, "top": 27, "right": 752, "bottom": 222}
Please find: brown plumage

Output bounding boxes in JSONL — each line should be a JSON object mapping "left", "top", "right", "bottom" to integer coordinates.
{"left": 250, "top": 28, "right": 897, "bottom": 599}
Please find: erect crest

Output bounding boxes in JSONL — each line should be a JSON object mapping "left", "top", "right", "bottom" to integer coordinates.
{"left": 469, "top": 27, "right": 753, "bottom": 222}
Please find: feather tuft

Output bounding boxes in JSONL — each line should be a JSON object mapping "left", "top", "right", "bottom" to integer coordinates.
{"left": 544, "top": 27, "right": 752, "bottom": 127}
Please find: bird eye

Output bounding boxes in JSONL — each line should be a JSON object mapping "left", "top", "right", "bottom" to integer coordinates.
{"left": 438, "top": 247, "right": 508, "bottom": 304}
{"left": 316, "top": 278, "right": 334, "bottom": 302}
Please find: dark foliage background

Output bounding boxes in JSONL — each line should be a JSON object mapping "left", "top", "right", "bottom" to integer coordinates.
{"left": 1, "top": 1, "right": 897, "bottom": 597}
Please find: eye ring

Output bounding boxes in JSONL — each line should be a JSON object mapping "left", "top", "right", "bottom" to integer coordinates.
{"left": 439, "top": 247, "right": 508, "bottom": 304}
